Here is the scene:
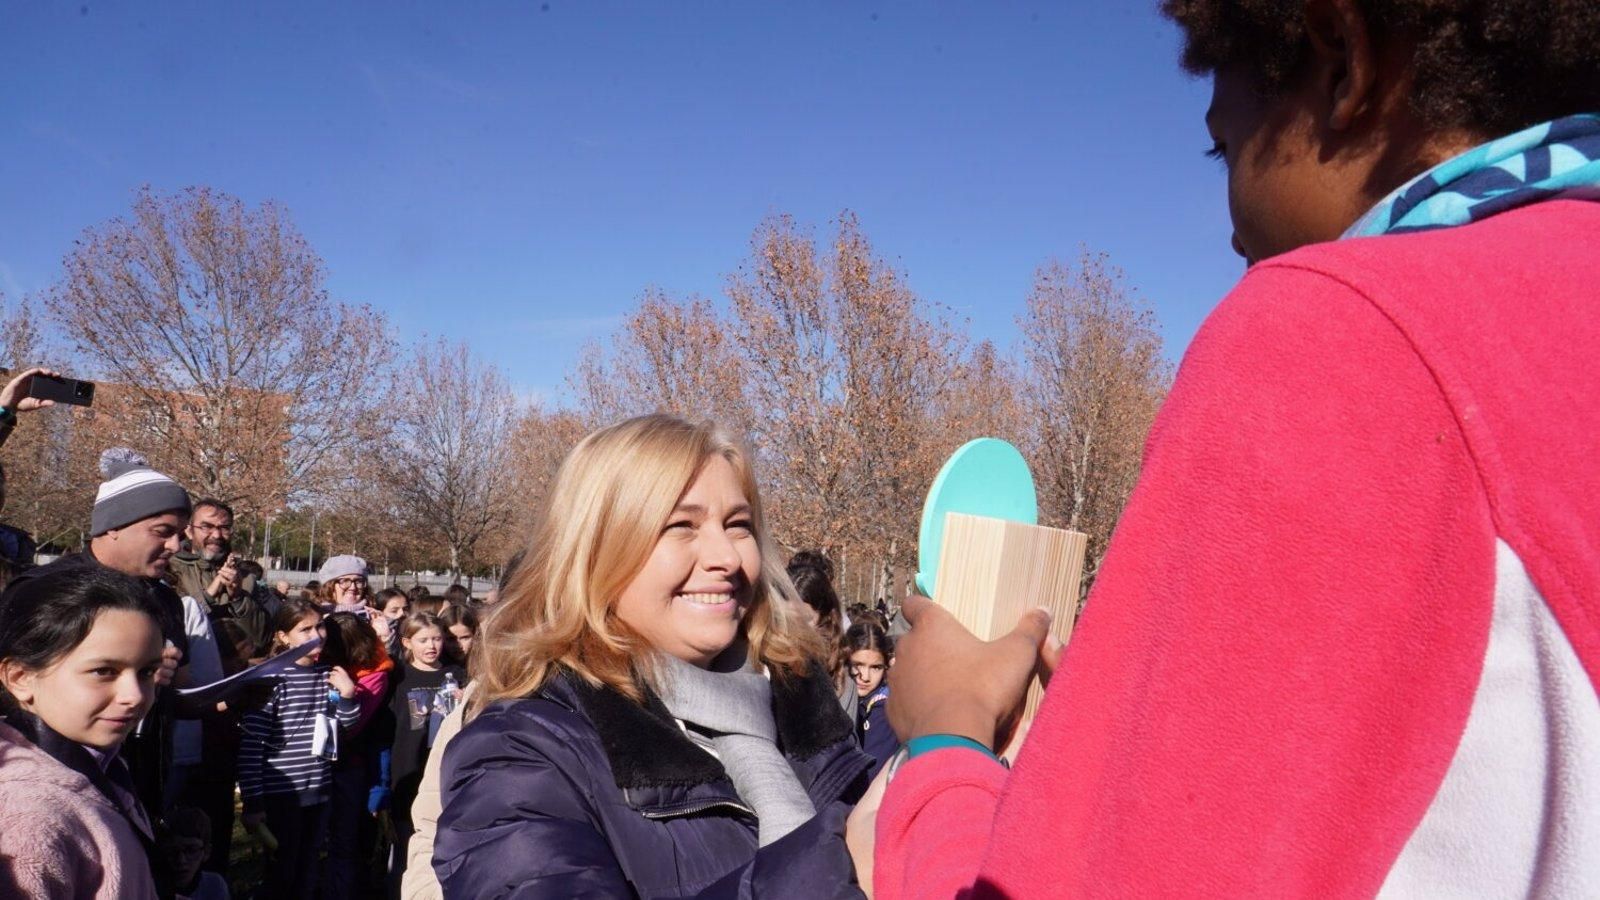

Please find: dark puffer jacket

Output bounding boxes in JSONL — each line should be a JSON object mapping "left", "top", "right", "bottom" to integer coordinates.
{"left": 434, "top": 663, "right": 873, "bottom": 899}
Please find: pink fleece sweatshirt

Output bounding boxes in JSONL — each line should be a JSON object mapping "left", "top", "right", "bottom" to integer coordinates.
{"left": 876, "top": 201, "right": 1600, "bottom": 898}
{"left": 0, "top": 722, "right": 159, "bottom": 900}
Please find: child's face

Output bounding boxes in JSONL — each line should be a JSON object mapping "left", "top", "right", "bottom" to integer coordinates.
{"left": 277, "top": 613, "right": 323, "bottom": 664}
{"left": 404, "top": 626, "right": 444, "bottom": 668}
{"left": 449, "top": 623, "right": 474, "bottom": 657}
{"left": 383, "top": 596, "right": 409, "bottom": 621}
{"left": 170, "top": 834, "right": 208, "bottom": 886}
{"left": 1, "top": 609, "right": 163, "bottom": 749}
{"left": 848, "top": 649, "right": 887, "bottom": 697}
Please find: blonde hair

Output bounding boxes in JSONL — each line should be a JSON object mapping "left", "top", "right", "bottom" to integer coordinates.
{"left": 400, "top": 612, "right": 444, "bottom": 665}
{"left": 473, "top": 415, "right": 822, "bottom": 711}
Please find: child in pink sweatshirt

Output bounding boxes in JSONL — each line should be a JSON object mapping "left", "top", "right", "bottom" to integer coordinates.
{"left": 872, "top": 3, "right": 1600, "bottom": 897}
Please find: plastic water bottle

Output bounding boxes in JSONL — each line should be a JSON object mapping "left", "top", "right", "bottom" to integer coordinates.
{"left": 428, "top": 672, "right": 459, "bottom": 745}
{"left": 318, "top": 688, "right": 342, "bottom": 761}
{"left": 439, "top": 672, "right": 460, "bottom": 715}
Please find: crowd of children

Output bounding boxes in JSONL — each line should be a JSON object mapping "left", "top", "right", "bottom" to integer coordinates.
{"left": 0, "top": 547, "right": 488, "bottom": 899}
{"left": 220, "top": 564, "right": 481, "bottom": 898}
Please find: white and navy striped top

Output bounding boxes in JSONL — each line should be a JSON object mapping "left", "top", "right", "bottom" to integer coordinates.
{"left": 239, "top": 663, "right": 358, "bottom": 809}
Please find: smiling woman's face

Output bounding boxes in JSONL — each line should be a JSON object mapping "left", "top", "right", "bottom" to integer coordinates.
{"left": 613, "top": 455, "right": 762, "bottom": 669}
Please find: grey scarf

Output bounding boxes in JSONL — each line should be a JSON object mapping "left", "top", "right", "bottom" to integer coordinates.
{"left": 652, "top": 650, "right": 817, "bottom": 846}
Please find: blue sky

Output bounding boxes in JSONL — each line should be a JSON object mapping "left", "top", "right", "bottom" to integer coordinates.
{"left": 1, "top": 1, "right": 1240, "bottom": 403}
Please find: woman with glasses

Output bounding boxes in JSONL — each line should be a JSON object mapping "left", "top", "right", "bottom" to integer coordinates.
{"left": 317, "top": 555, "right": 371, "bottom": 616}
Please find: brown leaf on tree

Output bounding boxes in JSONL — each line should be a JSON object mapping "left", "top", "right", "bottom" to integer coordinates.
{"left": 1018, "top": 250, "right": 1171, "bottom": 604}
{"left": 44, "top": 186, "right": 392, "bottom": 521}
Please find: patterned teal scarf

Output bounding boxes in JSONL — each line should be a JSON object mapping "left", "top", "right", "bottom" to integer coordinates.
{"left": 1345, "top": 113, "right": 1600, "bottom": 238}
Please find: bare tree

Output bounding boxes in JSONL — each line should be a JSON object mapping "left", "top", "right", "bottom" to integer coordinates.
{"left": 317, "top": 445, "right": 434, "bottom": 578}
{"left": 483, "top": 404, "right": 590, "bottom": 569}
{"left": 569, "top": 288, "right": 748, "bottom": 427}
{"left": 384, "top": 338, "right": 521, "bottom": 581}
{"left": 0, "top": 294, "right": 94, "bottom": 548}
{"left": 46, "top": 186, "right": 392, "bottom": 517}
{"left": 936, "top": 338, "right": 1025, "bottom": 449}
{"left": 729, "top": 213, "right": 963, "bottom": 596}
{"left": 519, "top": 218, "right": 1168, "bottom": 614}
{"left": 1019, "top": 250, "right": 1170, "bottom": 599}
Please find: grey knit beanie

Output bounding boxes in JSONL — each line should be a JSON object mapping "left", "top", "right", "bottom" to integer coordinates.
{"left": 91, "top": 448, "right": 192, "bottom": 537}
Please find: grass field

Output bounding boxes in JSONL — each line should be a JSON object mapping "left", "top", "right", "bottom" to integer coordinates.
{"left": 227, "top": 808, "right": 266, "bottom": 898}
{"left": 222, "top": 796, "right": 389, "bottom": 899}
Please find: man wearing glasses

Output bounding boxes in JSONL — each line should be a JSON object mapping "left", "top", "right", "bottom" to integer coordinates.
{"left": 168, "top": 499, "right": 272, "bottom": 656}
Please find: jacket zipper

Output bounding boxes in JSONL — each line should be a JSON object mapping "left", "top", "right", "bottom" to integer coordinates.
{"left": 628, "top": 791, "right": 755, "bottom": 821}
{"left": 626, "top": 749, "right": 869, "bottom": 821}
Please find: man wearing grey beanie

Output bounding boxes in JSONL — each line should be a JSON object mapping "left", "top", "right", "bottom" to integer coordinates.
{"left": 7, "top": 448, "right": 195, "bottom": 831}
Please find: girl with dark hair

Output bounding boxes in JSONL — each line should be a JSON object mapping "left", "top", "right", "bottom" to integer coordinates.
{"left": 788, "top": 554, "right": 856, "bottom": 723}
{"left": 238, "top": 598, "right": 359, "bottom": 899}
{"left": 370, "top": 586, "right": 410, "bottom": 659}
{"left": 320, "top": 611, "right": 395, "bottom": 898}
{"left": 870, "top": 2, "right": 1600, "bottom": 896}
{"left": 0, "top": 565, "right": 167, "bottom": 899}
{"left": 788, "top": 557, "right": 843, "bottom": 640}
{"left": 438, "top": 603, "right": 479, "bottom": 668}
{"left": 839, "top": 622, "right": 898, "bottom": 779}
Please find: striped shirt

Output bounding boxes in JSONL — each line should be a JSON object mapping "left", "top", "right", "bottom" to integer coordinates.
{"left": 239, "top": 663, "right": 358, "bottom": 809}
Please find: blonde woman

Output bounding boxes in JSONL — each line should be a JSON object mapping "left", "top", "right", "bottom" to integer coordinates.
{"left": 434, "top": 415, "right": 872, "bottom": 898}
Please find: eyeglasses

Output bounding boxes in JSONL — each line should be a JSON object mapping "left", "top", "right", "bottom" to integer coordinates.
{"left": 331, "top": 576, "right": 368, "bottom": 588}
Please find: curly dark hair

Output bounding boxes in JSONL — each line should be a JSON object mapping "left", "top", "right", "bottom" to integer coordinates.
{"left": 789, "top": 563, "right": 842, "bottom": 641}
{"left": 1161, "top": 0, "right": 1600, "bottom": 135}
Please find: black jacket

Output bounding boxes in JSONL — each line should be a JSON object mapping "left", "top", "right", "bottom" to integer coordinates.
{"left": 435, "top": 663, "right": 873, "bottom": 898}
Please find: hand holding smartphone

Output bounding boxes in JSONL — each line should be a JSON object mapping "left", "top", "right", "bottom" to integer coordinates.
{"left": 25, "top": 373, "right": 95, "bottom": 407}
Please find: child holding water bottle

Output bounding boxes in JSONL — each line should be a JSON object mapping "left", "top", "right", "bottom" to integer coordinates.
{"left": 238, "top": 599, "right": 358, "bottom": 899}
{"left": 384, "top": 612, "right": 466, "bottom": 890}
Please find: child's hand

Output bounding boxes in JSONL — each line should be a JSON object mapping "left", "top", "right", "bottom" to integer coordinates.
{"left": 327, "top": 665, "right": 356, "bottom": 699}
{"left": 371, "top": 615, "right": 392, "bottom": 642}
{"left": 153, "top": 642, "right": 181, "bottom": 688}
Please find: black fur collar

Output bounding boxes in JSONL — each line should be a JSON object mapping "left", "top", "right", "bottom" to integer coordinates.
{"left": 558, "top": 673, "right": 724, "bottom": 788}
{"left": 551, "top": 661, "right": 854, "bottom": 790}
{"left": 770, "top": 661, "right": 856, "bottom": 760}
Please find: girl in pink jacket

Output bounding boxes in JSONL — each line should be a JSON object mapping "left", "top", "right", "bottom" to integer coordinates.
{"left": 0, "top": 564, "right": 170, "bottom": 899}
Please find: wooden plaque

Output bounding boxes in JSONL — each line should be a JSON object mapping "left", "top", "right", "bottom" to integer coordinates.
{"left": 931, "top": 511, "right": 1087, "bottom": 721}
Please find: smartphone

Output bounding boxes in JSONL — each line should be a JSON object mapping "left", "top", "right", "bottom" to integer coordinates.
{"left": 27, "top": 374, "right": 95, "bottom": 407}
